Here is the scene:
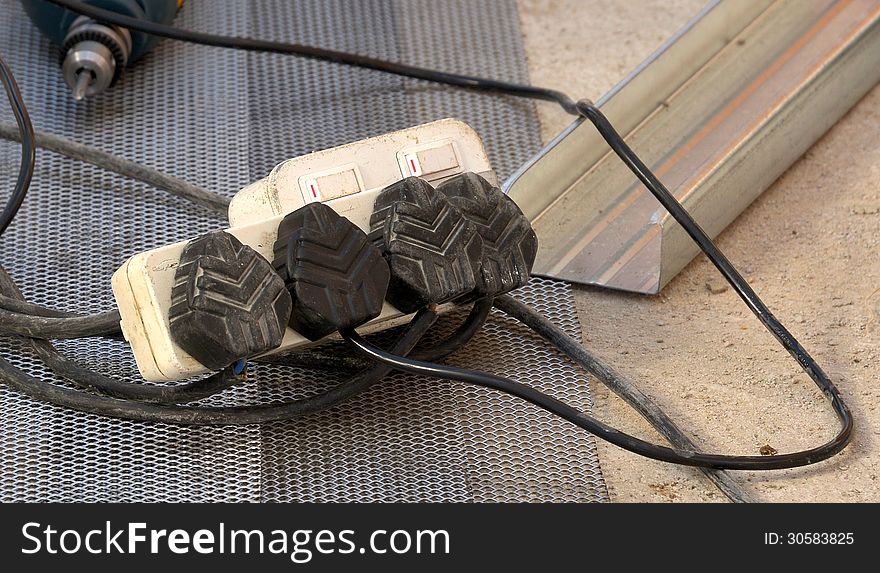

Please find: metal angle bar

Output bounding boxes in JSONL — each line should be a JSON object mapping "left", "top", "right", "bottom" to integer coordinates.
{"left": 507, "top": 0, "right": 880, "bottom": 293}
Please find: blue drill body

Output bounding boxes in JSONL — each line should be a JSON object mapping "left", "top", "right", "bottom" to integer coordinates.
{"left": 20, "top": 0, "right": 179, "bottom": 99}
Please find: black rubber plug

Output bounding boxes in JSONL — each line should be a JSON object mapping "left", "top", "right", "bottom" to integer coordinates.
{"left": 369, "top": 177, "right": 483, "bottom": 313}
{"left": 169, "top": 231, "right": 292, "bottom": 370}
{"left": 436, "top": 172, "right": 538, "bottom": 297}
{"left": 273, "top": 203, "right": 390, "bottom": 341}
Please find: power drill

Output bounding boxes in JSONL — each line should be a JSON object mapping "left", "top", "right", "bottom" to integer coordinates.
{"left": 19, "top": 0, "right": 181, "bottom": 100}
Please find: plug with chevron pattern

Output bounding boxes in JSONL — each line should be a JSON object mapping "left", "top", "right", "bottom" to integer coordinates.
{"left": 272, "top": 203, "right": 390, "bottom": 340}
{"left": 436, "top": 172, "right": 538, "bottom": 299}
{"left": 369, "top": 177, "right": 484, "bottom": 313}
{"left": 369, "top": 174, "right": 537, "bottom": 310}
{"left": 168, "top": 231, "right": 292, "bottom": 370}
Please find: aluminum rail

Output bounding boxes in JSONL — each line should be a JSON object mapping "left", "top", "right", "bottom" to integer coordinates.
{"left": 507, "top": 0, "right": 880, "bottom": 293}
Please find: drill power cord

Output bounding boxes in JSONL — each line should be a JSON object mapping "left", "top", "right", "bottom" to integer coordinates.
{"left": 0, "top": 4, "right": 855, "bottom": 499}
{"left": 44, "top": 0, "right": 580, "bottom": 114}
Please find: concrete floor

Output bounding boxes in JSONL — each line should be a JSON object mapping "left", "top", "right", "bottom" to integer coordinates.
{"left": 518, "top": 0, "right": 880, "bottom": 502}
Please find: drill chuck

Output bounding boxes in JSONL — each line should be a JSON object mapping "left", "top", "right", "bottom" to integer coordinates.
{"left": 20, "top": 0, "right": 180, "bottom": 100}
{"left": 61, "top": 16, "right": 132, "bottom": 100}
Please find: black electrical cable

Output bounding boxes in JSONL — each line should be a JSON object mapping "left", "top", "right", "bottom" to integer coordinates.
{"left": 0, "top": 121, "right": 230, "bottom": 215}
{"left": 44, "top": 0, "right": 578, "bottom": 114}
{"left": 411, "top": 298, "right": 494, "bottom": 361}
{"left": 33, "top": 339, "right": 243, "bottom": 404}
{"left": 0, "top": 308, "right": 437, "bottom": 423}
{"left": 0, "top": 291, "right": 123, "bottom": 339}
{"left": 0, "top": 293, "right": 84, "bottom": 318}
{"left": 0, "top": 293, "right": 121, "bottom": 340}
{"left": 257, "top": 349, "right": 370, "bottom": 373}
{"left": 573, "top": 99, "right": 853, "bottom": 454}
{"left": 341, "top": 327, "right": 848, "bottom": 471}
{"left": 259, "top": 295, "right": 746, "bottom": 501}
{"left": 0, "top": 54, "right": 35, "bottom": 237}
{"left": 260, "top": 298, "right": 493, "bottom": 373}
{"left": 0, "top": 305, "right": 122, "bottom": 338}
{"left": 493, "top": 294, "right": 750, "bottom": 503}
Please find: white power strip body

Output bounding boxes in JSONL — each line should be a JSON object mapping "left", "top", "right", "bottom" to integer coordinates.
{"left": 229, "top": 119, "right": 496, "bottom": 226}
{"left": 112, "top": 119, "right": 495, "bottom": 382}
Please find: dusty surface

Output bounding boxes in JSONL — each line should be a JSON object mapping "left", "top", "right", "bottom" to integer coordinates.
{"left": 518, "top": 0, "right": 879, "bottom": 502}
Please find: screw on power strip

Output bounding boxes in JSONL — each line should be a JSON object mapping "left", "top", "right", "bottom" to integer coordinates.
{"left": 168, "top": 231, "right": 292, "bottom": 370}
{"left": 369, "top": 177, "right": 484, "bottom": 313}
{"left": 272, "top": 202, "right": 390, "bottom": 340}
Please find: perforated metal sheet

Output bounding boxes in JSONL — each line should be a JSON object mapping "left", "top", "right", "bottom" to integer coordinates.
{"left": 0, "top": 0, "right": 607, "bottom": 502}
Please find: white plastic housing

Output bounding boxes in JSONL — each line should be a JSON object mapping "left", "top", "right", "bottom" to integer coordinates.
{"left": 112, "top": 119, "right": 494, "bottom": 382}
{"left": 229, "top": 118, "right": 495, "bottom": 226}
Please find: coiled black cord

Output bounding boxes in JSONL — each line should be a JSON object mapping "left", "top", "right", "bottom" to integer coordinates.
{"left": 574, "top": 100, "right": 853, "bottom": 459}
{"left": 341, "top": 326, "right": 845, "bottom": 471}
{"left": 0, "top": 53, "right": 34, "bottom": 236}
{"left": 0, "top": 305, "right": 122, "bottom": 338}
{"left": 0, "top": 306, "right": 439, "bottom": 424}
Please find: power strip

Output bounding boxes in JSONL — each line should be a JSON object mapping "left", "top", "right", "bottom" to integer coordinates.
{"left": 112, "top": 119, "right": 496, "bottom": 382}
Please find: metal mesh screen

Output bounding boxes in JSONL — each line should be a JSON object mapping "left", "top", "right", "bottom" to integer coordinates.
{"left": 0, "top": 0, "right": 607, "bottom": 502}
